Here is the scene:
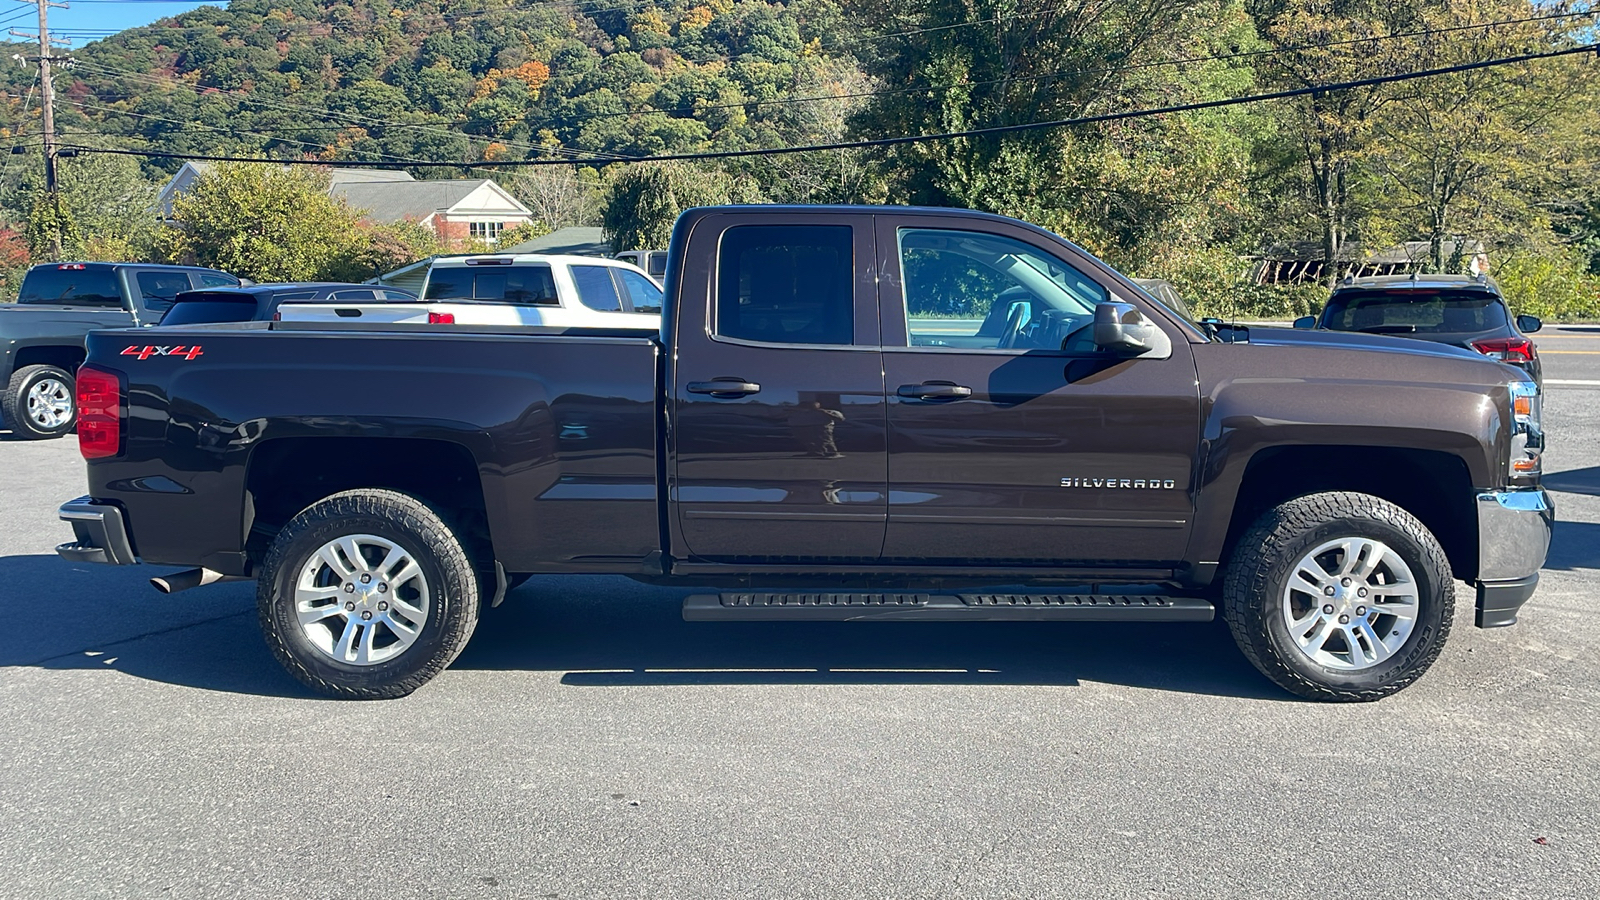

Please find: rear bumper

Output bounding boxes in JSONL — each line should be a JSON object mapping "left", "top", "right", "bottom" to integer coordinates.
{"left": 56, "top": 496, "right": 138, "bottom": 566}
{"left": 1473, "top": 488, "right": 1552, "bottom": 628}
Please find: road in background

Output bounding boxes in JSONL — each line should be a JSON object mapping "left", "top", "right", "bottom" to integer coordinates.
{"left": 1, "top": 352, "right": 1597, "bottom": 899}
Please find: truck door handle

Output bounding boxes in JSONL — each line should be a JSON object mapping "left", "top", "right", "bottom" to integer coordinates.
{"left": 688, "top": 380, "right": 762, "bottom": 397}
{"left": 897, "top": 382, "right": 973, "bottom": 401}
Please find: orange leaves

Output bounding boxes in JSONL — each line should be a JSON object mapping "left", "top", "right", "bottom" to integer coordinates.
{"left": 470, "top": 59, "right": 551, "bottom": 102}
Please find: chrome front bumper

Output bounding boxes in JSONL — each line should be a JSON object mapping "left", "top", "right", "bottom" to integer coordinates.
{"left": 57, "top": 496, "right": 138, "bottom": 566}
{"left": 1474, "top": 488, "right": 1553, "bottom": 628}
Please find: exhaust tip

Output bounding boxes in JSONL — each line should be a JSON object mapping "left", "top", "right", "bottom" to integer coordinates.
{"left": 150, "top": 576, "right": 177, "bottom": 594}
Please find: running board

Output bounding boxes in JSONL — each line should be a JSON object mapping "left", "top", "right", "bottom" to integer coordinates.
{"left": 682, "top": 592, "right": 1213, "bottom": 622}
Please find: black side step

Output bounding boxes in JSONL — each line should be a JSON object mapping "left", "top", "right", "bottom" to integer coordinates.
{"left": 682, "top": 592, "right": 1213, "bottom": 622}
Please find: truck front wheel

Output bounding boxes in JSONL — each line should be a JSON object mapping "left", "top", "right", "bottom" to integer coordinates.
{"left": 257, "top": 489, "right": 481, "bottom": 699}
{"left": 3, "top": 364, "right": 76, "bottom": 439}
{"left": 1222, "top": 491, "right": 1454, "bottom": 702}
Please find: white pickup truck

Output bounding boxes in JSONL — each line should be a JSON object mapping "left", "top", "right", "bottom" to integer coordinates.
{"left": 275, "top": 254, "right": 662, "bottom": 329}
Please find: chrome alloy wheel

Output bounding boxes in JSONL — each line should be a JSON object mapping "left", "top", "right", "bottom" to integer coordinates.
{"left": 1281, "top": 537, "right": 1420, "bottom": 670}
{"left": 26, "top": 378, "right": 72, "bottom": 429}
{"left": 295, "top": 534, "right": 430, "bottom": 665}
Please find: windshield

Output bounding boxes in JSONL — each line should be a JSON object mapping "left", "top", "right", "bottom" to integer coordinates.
{"left": 18, "top": 266, "right": 122, "bottom": 306}
{"left": 1323, "top": 290, "right": 1507, "bottom": 334}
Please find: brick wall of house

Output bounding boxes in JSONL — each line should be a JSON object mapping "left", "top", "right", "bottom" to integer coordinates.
{"left": 434, "top": 220, "right": 470, "bottom": 242}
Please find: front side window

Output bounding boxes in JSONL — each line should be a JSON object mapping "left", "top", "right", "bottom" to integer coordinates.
{"left": 571, "top": 265, "right": 623, "bottom": 311}
{"left": 898, "top": 228, "right": 1106, "bottom": 351}
{"left": 716, "top": 225, "right": 853, "bottom": 345}
{"left": 136, "top": 271, "right": 194, "bottom": 310}
{"left": 199, "top": 273, "right": 239, "bottom": 287}
{"left": 617, "top": 269, "right": 663, "bottom": 314}
{"left": 330, "top": 289, "right": 378, "bottom": 301}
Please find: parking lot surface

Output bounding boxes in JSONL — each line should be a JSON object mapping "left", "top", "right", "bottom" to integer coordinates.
{"left": 2, "top": 330, "right": 1598, "bottom": 899}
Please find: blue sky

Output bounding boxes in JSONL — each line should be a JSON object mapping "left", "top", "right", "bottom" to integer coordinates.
{"left": 0, "top": 1, "right": 219, "bottom": 47}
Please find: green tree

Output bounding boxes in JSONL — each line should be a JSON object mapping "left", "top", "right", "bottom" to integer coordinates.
{"left": 600, "top": 161, "right": 763, "bottom": 251}
{"left": 158, "top": 163, "right": 364, "bottom": 282}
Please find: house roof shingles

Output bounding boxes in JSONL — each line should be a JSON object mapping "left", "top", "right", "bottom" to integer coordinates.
{"left": 334, "top": 179, "right": 496, "bottom": 223}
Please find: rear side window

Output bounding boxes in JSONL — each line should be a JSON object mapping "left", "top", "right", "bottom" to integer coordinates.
{"left": 136, "top": 271, "right": 194, "bottom": 310}
{"left": 380, "top": 290, "right": 418, "bottom": 302}
{"left": 330, "top": 289, "right": 378, "bottom": 301}
{"left": 618, "top": 269, "right": 663, "bottom": 314}
{"left": 571, "top": 265, "right": 623, "bottom": 311}
{"left": 18, "top": 266, "right": 122, "bottom": 306}
{"left": 1323, "top": 290, "right": 1508, "bottom": 334}
{"left": 199, "top": 273, "right": 239, "bottom": 287}
{"left": 716, "top": 225, "right": 853, "bottom": 345}
{"left": 160, "top": 292, "right": 258, "bottom": 325}
{"left": 425, "top": 265, "right": 558, "bottom": 305}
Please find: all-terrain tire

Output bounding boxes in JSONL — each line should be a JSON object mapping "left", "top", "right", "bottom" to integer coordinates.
{"left": 257, "top": 489, "right": 480, "bottom": 699}
{"left": 2, "top": 364, "right": 76, "bottom": 439}
{"left": 1222, "top": 491, "right": 1454, "bottom": 702}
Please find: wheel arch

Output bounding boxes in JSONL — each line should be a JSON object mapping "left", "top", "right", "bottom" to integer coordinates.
{"left": 243, "top": 436, "right": 491, "bottom": 568}
{"left": 11, "top": 344, "right": 86, "bottom": 378}
{"left": 1200, "top": 445, "right": 1478, "bottom": 583}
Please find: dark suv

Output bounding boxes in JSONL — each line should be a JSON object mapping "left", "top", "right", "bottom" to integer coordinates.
{"left": 1, "top": 262, "right": 239, "bottom": 438}
{"left": 1294, "top": 274, "right": 1542, "bottom": 384}
{"left": 159, "top": 283, "right": 419, "bottom": 326}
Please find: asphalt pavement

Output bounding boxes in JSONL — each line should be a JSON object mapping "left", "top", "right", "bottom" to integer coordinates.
{"left": 2, "top": 340, "right": 1598, "bottom": 899}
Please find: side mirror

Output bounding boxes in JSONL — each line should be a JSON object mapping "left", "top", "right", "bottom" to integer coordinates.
{"left": 1091, "top": 301, "right": 1155, "bottom": 354}
{"left": 1515, "top": 314, "right": 1542, "bottom": 334}
{"left": 1293, "top": 315, "right": 1316, "bottom": 329}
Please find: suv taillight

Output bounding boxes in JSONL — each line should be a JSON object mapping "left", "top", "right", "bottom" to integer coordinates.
{"left": 76, "top": 366, "right": 122, "bottom": 460}
{"left": 428, "top": 312, "right": 456, "bottom": 324}
{"left": 1470, "top": 336, "right": 1534, "bottom": 363}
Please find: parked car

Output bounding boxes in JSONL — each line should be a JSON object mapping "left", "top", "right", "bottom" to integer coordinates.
{"left": 614, "top": 249, "right": 668, "bottom": 280}
{"left": 274, "top": 255, "right": 661, "bottom": 329}
{"left": 160, "top": 283, "right": 419, "bottom": 326}
{"left": 57, "top": 205, "right": 1548, "bottom": 703}
{"left": 0, "top": 261, "right": 238, "bottom": 438}
{"left": 1294, "top": 274, "right": 1542, "bottom": 384}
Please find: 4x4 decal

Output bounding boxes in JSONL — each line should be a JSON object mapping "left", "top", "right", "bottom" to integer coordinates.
{"left": 121, "top": 345, "right": 204, "bottom": 361}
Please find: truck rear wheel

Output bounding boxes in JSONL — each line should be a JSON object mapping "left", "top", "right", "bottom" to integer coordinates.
{"left": 3, "top": 364, "right": 75, "bottom": 439}
{"left": 1222, "top": 491, "right": 1453, "bottom": 702}
{"left": 257, "top": 489, "right": 480, "bottom": 699}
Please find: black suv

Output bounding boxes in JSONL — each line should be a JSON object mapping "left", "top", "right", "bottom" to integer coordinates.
{"left": 1, "top": 262, "right": 239, "bottom": 438}
{"left": 159, "top": 283, "right": 419, "bottom": 326}
{"left": 1294, "top": 274, "right": 1542, "bottom": 385}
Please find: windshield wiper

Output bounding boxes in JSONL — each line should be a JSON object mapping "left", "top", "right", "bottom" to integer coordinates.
{"left": 1356, "top": 324, "right": 1418, "bottom": 334}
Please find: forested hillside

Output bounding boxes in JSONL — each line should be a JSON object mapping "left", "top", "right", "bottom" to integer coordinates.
{"left": 0, "top": 0, "right": 1595, "bottom": 314}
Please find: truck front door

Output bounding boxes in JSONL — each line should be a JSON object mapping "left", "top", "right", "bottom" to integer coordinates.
{"left": 874, "top": 214, "right": 1202, "bottom": 568}
{"left": 669, "top": 213, "right": 887, "bottom": 563}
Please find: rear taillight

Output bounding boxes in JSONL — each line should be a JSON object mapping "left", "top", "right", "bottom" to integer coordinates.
{"left": 76, "top": 366, "right": 122, "bottom": 460}
{"left": 1470, "top": 336, "right": 1534, "bottom": 363}
{"left": 428, "top": 312, "right": 456, "bottom": 324}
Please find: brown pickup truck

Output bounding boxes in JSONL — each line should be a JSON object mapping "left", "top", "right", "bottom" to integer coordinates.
{"left": 57, "top": 205, "right": 1551, "bottom": 702}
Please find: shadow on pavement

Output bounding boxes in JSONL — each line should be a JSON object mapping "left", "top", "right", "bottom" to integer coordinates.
{"left": 1545, "top": 466, "right": 1600, "bottom": 498}
{"left": 1543, "top": 519, "right": 1600, "bottom": 571}
{"left": 0, "top": 553, "right": 1286, "bottom": 701}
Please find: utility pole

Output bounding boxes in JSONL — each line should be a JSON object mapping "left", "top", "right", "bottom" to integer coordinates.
{"left": 11, "top": 1, "right": 70, "bottom": 260}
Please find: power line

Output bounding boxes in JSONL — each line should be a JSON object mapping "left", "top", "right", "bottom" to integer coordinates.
{"left": 62, "top": 42, "right": 1600, "bottom": 170}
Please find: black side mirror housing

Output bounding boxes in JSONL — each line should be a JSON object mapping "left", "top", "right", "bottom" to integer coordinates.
{"left": 1092, "top": 301, "right": 1155, "bottom": 354}
{"left": 1292, "top": 315, "right": 1316, "bottom": 329}
{"left": 1515, "top": 314, "right": 1542, "bottom": 334}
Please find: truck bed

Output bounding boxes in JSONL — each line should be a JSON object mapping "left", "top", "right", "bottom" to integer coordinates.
{"left": 82, "top": 322, "right": 662, "bottom": 573}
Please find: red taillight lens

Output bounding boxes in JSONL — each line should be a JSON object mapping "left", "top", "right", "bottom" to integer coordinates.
{"left": 428, "top": 312, "right": 456, "bottom": 324}
{"left": 76, "top": 366, "right": 122, "bottom": 460}
{"left": 1470, "top": 336, "right": 1534, "bottom": 363}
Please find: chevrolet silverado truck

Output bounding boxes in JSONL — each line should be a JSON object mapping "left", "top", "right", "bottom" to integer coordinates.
{"left": 1, "top": 261, "right": 239, "bottom": 438}
{"left": 55, "top": 206, "right": 1552, "bottom": 702}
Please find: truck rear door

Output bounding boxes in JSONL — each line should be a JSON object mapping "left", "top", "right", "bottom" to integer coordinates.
{"left": 668, "top": 211, "right": 887, "bottom": 562}
{"left": 873, "top": 213, "right": 1202, "bottom": 567}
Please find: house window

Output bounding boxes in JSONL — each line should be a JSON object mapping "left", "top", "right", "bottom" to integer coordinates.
{"left": 469, "top": 221, "right": 505, "bottom": 242}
